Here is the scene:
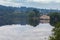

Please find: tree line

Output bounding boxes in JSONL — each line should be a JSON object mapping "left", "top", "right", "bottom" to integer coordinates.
{"left": 0, "top": 8, "right": 40, "bottom": 26}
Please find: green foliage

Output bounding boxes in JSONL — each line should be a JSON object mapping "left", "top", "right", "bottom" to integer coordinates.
{"left": 49, "top": 22, "right": 60, "bottom": 40}
{"left": 28, "top": 9, "right": 40, "bottom": 27}
{"left": 49, "top": 12, "right": 60, "bottom": 40}
{"left": 0, "top": 5, "right": 41, "bottom": 26}
{"left": 49, "top": 12, "right": 60, "bottom": 26}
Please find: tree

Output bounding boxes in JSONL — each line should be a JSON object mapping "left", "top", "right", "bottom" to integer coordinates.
{"left": 48, "top": 12, "right": 60, "bottom": 26}
{"left": 49, "top": 22, "right": 60, "bottom": 40}
{"left": 49, "top": 12, "right": 60, "bottom": 40}
{"left": 28, "top": 9, "right": 40, "bottom": 27}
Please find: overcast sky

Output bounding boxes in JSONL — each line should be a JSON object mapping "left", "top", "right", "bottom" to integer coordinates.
{"left": 0, "top": 0, "right": 60, "bottom": 10}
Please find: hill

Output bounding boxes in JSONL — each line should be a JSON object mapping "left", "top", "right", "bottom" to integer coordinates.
{"left": 0, "top": 5, "right": 60, "bottom": 26}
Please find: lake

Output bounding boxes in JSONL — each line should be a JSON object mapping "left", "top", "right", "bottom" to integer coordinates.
{"left": 0, "top": 23, "right": 53, "bottom": 40}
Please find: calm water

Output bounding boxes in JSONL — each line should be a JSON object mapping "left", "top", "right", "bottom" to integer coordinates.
{"left": 0, "top": 23, "right": 53, "bottom": 40}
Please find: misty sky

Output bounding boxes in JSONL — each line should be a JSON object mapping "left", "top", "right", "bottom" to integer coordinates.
{"left": 0, "top": 0, "right": 60, "bottom": 9}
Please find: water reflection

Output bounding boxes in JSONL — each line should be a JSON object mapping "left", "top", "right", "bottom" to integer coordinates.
{"left": 0, "top": 23, "right": 53, "bottom": 40}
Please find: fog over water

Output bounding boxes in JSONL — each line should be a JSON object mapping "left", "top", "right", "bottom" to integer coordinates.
{"left": 0, "top": 23, "right": 53, "bottom": 40}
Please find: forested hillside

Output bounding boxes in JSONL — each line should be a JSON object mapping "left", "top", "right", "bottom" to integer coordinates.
{"left": 0, "top": 5, "right": 60, "bottom": 26}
